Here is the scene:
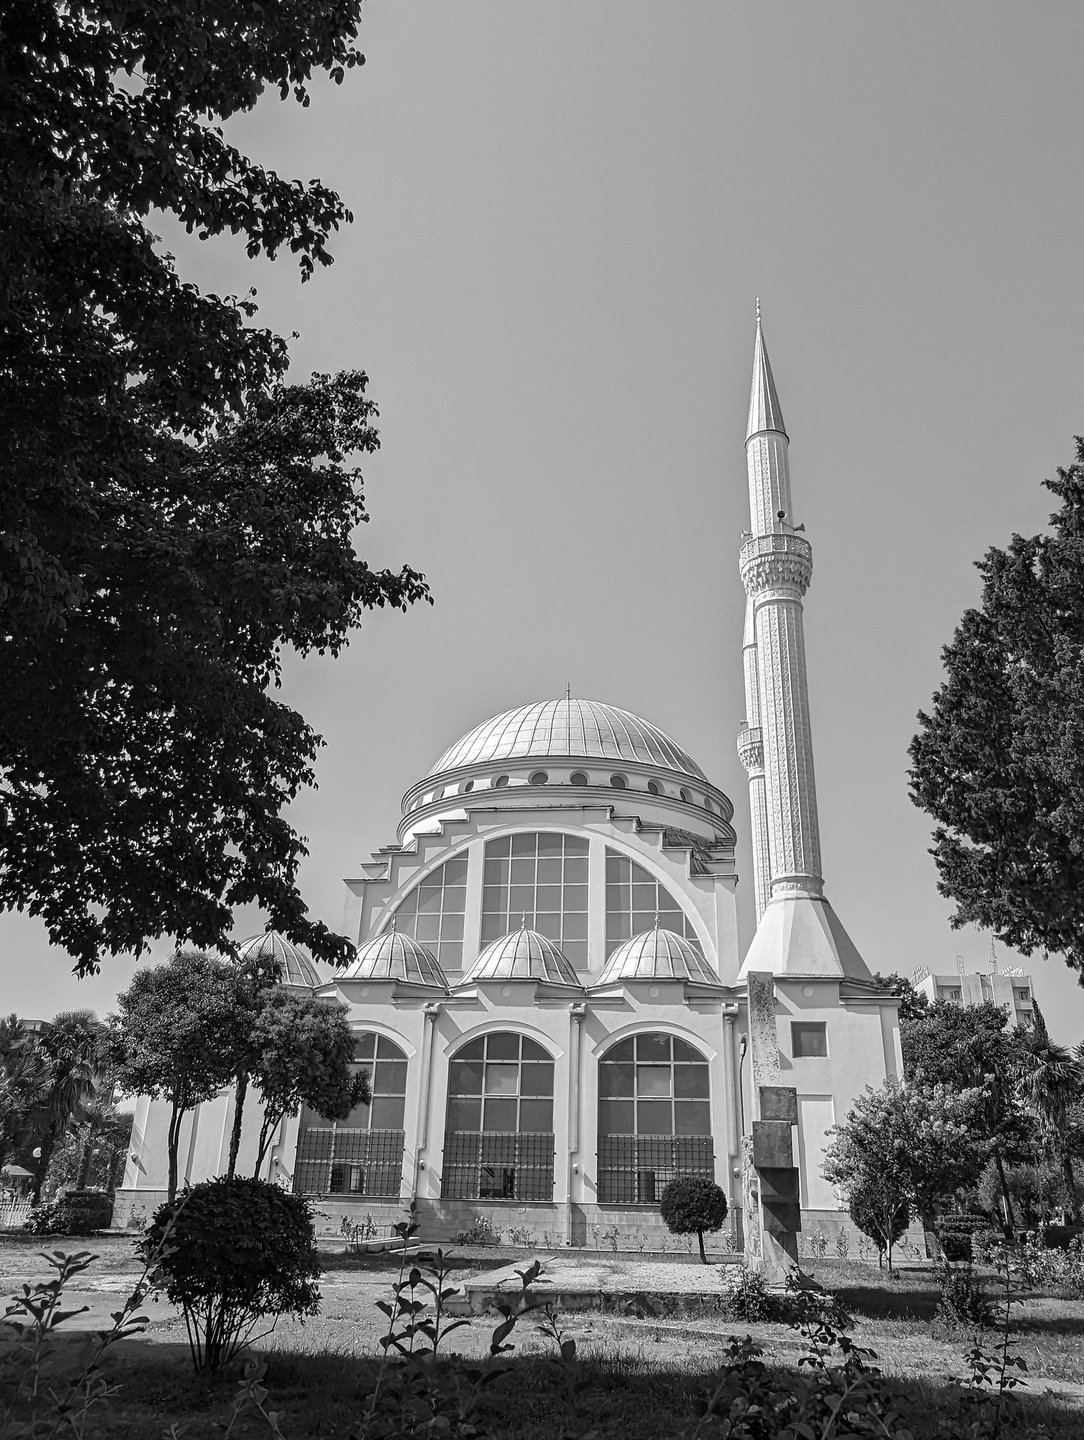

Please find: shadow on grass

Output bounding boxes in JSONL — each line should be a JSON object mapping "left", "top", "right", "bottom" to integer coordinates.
{"left": 27, "top": 1335, "right": 1076, "bottom": 1440}
{"left": 317, "top": 1247, "right": 515, "bottom": 1276}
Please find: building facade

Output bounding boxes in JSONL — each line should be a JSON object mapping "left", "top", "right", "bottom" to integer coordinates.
{"left": 117, "top": 316, "right": 902, "bottom": 1246}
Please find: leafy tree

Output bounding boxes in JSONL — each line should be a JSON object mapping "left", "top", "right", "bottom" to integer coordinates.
{"left": 0, "top": 1016, "right": 47, "bottom": 1172}
{"left": 1013, "top": 1003, "right": 1084, "bottom": 1223}
{"left": 873, "top": 972, "right": 928, "bottom": 1024}
{"left": 1, "top": 3, "right": 429, "bottom": 976}
{"left": 847, "top": 1179, "right": 911, "bottom": 1273}
{"left": 910, "top": 441, "right": 1084, "bottom": 976}
{"left": 976, "top": 1156, "right": 1069, "bottom": 1233}
{"left": 248, "top": 989, "right": 368, "bottom": 1174}
{"left": 109, "top": 952, "right": 254, "bottom": 1199}
{"left": 823, "top": 1081, "right": 988, "bottom": 1262}
{"left": 140, "top": 1176, "right": 320, "bottom": 1374}
{"left": 28, "top": 1010, "right": 105, "bottom": 1202}
{"left": 901, "top": 999, "right": 1031, "bottom": 1231}
{"left": 659, "top": 1175, "right": 728, "bottom": 1263}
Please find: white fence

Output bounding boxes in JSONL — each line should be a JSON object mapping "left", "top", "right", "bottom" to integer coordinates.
{"left": 0, "top": 1198, "right": 33, "bottom": 1231}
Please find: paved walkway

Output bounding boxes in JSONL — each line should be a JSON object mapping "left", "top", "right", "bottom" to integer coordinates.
{"left": 456, "top": 1253, "right": 745, "bottom": 1315}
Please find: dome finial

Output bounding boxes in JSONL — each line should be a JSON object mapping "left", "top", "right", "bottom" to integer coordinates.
{"left": 654, "top": 910, "right": 660, "bottom": 930}
{"left": 389, "top": 913, "right": 397, "bottom": 933}
{"left": 520, "top": 911, "right": 528, "bottom": 931}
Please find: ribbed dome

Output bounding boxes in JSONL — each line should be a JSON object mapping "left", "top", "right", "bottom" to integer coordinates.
{"left": 236, "top": 931, "right": 321, "bottom": 989}
{"left": 595, "top": 927, "right": 718, "bottom": 985}
{"left": 427, "top": 698, "right": 706, "bottom": 780}
{"left": 346, "top": 931, "right": 448, "bottom": 988}
{"left": 463, "top": 927, "right": 581, "bottom": 987}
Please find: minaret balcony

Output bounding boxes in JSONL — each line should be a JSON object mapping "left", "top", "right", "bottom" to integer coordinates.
{"left": 737, "top": 724, "right": 763, "bottom": 773}
{"left": 739, "top": 532, "right": 813, "bottom": 596}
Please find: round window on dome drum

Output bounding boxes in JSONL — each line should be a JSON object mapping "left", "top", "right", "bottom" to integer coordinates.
{"left": 569, "top": 771, "right": 589, "bottom": 787}
{"left": 610, "top": 774, "right": 627, "bottom": 790}
{"left": 647, "top": 780, "right": 661, "bottom": 796}
{"left": 529, "top": 771, "right": 548, "bottom": 786}
{"left": 679, "top": 788, "right": 690, "bottom": 803}
{"left": 462, "top": 780, "right": 474, "bottom": 794}
{"left": 494, "top": 775, "right": 509, "bottom": 788}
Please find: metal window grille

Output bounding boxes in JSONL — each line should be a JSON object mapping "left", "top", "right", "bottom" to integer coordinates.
{"left": 293, "top": 1127, "right": 405, "bottom": 1197}
{"left": 442, "top": 1131, "right": 555, "bottom": 1201}
{"left": 597, "top": 1135, "right": 714, "bottom": 1204}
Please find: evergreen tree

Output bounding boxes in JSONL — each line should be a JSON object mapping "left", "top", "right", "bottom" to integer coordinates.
{"left": 911, "top": 440, "right": 1084, "bottom": 976}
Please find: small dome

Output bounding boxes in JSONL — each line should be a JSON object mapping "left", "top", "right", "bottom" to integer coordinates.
{"left": 346, "top": 931, "right": 448, "bottom": 988}
{"left": 236, "top": 931, "right": 321, "bottom": 989}
{"left": 463, "top": 926, "right": 581, "bottom": 987}
{"left": 427, "top": 698, "right": 706, "bottom": 781}
{"left": 595, "top": 926, "right": 717, "bottom": 985}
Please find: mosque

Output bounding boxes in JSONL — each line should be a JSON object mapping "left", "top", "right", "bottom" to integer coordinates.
{"left": 118, "top": 317, "right": 903, "bottom": 1246}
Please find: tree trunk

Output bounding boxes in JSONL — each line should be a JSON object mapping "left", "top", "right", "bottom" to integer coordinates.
{"left": 1061, "top": 1152, "right": 1081, "bottom": 1226}
{"left": 254, "top": 1109, "right": 279, "bottom": 1177}
{"left": 919, "top": 1208, "right": 942, "bottom": 1263}
{"left": 166, "top": 1099, "right": 183, "bottom": 1202}
{"left": 227, "top": 1072, "right": 248, "bottom": 1177}
{"left": 697, "top": 1229, "right": 707, "bottom": 1264}
{"left": 76, "top": 1125, "right": 94, "bottom": 1189}
{"left": 32, "top": 1126, "right": 59, "bottom": 1204}
{"left": 993, "top": 1148, "right": 1017, "bottom": 1235}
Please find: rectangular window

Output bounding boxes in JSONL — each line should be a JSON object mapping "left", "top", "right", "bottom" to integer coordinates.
{"left": 597, "top": 1135, "right": 713, "bottom": 1204}
{"left": 294, "top": 1127, "right": 405, "bottom": 1197}
{"left": 441, "top": 1131, "right": 555, "bottom": 1201}
{"left": 937, "top": 985, "right": 962, "bottom": 1002}
{"left": 480, "top": 832, "right": 590, "bottom": 967}
{"left": 791, "top": 1022, "right": 828, "bottom": 1058}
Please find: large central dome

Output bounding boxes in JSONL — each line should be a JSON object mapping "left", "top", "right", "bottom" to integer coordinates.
{"left": 427, "top": 698, "right": 707, "bottom": 780}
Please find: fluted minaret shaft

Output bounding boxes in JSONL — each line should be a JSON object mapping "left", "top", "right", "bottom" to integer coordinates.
{"left": 739, "top": 313, "right": 823, "bottom": 900}
{"left": 738, "top": 599, "right": 772, "bottom": 919}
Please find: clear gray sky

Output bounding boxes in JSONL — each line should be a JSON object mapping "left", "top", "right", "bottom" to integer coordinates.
{"left": 5, "top": 1, "right": 1084, "bottom": 1044}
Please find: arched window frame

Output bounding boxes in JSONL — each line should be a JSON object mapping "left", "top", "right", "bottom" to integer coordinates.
{"left": 293, "top": 1031, "right": 408, "bottom": 1198}
{"left": 596, "top": 1030, "right": 714, "bottom": 1204}
{"left": 442, "top": 1031, "right": 556, "bottom": 1202}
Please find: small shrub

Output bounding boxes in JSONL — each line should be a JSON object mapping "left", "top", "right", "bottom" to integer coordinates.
{"left": 140, "top": 1175, "right": 321, "bottom": 1373}
{"left": 835, "top": 1227, "right": 850, "bottom": 1259}
{"left": 659, "top": 1174, "right": 728, "bottom": 1263}
{"left": 848, "top": 1185, "right": 910, "bottom": 1271}
{"left": 805, "top": 1228, "right": 829, "bottom": 1259}
{"left": 935, "top": 1262, "right": 994, "bottom": 1332}
{"left": 507, "top": 1225, "right": 535, "bottom": 1247}
{"left": 453, "top": 1213, "right": 503, "bottom": 1247}
{"left": 24, "top": 1189, "right": 113, "bottom": 1235}
{"left": 938, "top": 1213, "right": 997, "bottom": 1263}
{"left": 724, "top": 1267, "right": 782, "bottom": 1322}
{"left": 601, "top": 1224, "right": 620, "bottom": 1252}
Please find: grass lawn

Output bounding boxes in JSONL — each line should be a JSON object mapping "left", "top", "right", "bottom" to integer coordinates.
{"left": 3, "top": 1238, "right": 1082, "bottom": 1438}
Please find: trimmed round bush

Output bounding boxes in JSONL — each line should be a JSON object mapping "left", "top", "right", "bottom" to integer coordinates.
{"left": 660, "top": 1175, "right": 728, "bottom": 1263}
{"left": 938, "top": 1213, "right": 997, "bottom": 1263}
{"left": 139, "top": 1176, "right": 320, "bottom": 1373}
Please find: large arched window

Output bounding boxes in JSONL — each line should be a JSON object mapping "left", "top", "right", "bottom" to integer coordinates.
{"left": 482, "top": 833, "right": 589, "bottom": 968}
{"left": 442, "top": 1033, "right": 555, "bottom": 1201}
{"left": 604, "top": 849, "right": 701, "bottom": 959}
{"left": 293, "top": 1033, "right": 408, "bottom": 1197}
{"left": 387, "top": 853, "right": 468, "bottom": 973}
{"left": 596, "top": 1032, "right": 713, "bottom": 1203}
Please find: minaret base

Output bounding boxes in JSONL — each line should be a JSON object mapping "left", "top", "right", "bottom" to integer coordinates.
{"left": 738, "top": 893, "right": 874, "bottom": 982}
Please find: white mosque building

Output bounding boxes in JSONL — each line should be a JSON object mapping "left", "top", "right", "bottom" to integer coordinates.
{"left": 118, "top": 317, "right": 903, "bottom": 1246}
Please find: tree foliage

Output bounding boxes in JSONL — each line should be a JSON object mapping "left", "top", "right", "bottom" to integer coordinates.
{"left": 901, "top": 999, "right": 1033, "bottom": 1230}
{"left": 109, "top": 951, "right": 254, "bottom": 1199}
{"left": 659, "top": 1174, "right": 728, "bottom": 1263}
{"left": 27, "top": 1010, "right": 106, "bottom": 1202}
{"left": 847, "top": 1179, "right": 911, "bottom": 1272}
{"left": 872, "top": 972, "right": 928, "bottom": 1024}
{"left": 0, "top": 3, "right": 430, "bottom": 974}
{"left": 0, "top": 1015, "right": 48, "bottom": 1172}
{"left": 910, "top": 441, "right": 1084, "bottom": 975}
{"left": 248, "top": 989, "right": 368, "bottom": 1172}
{"left": 1013, "top": 1003, "right": 1084, "bottom": 1223}
{"left": 823, "top": 1080, "right": 988, "bottom": 1262}
{"left": 140, "top": 1175, "right": 320, "bottom": 1374}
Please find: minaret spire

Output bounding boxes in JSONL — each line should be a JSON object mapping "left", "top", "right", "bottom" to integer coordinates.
{"left": 737, "top": 306, "right": 873, "bottom": 981}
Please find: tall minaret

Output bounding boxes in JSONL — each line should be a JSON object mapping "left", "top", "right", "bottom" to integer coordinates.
{"left": 737, "top": 307, "right": 872, "bottom": 981}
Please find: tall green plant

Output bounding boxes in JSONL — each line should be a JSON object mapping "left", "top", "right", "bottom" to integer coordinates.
{"left": 1013, "top": 1004, "right": 1084, "bottom": 1224}
{"left": 30, "top": 1011, "right": 105, "bottom": 1203}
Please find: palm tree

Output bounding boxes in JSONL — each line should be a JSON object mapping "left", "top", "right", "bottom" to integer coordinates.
{"left": 1014, "top": 1004, "right": 1084, "bottom": 1225}
{"left": 31, "top": 1011, "right": 106, "bottom": 1202}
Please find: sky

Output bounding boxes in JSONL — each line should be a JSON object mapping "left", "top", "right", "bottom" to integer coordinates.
{"left": 5, "top": 1, "right": 1084, "bottom": 1044}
